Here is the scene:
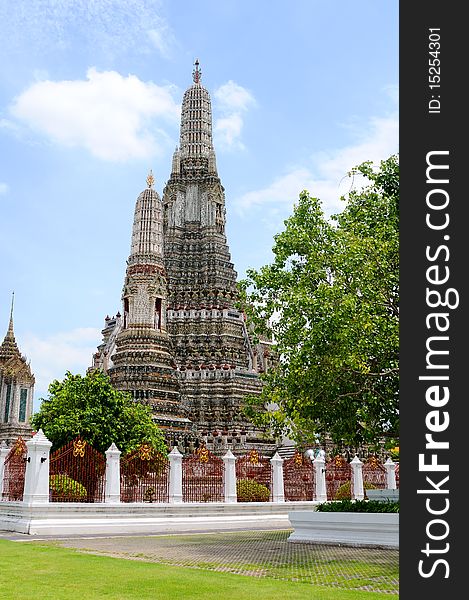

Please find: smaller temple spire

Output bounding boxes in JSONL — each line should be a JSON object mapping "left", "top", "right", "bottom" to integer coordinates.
{"left": 0, "top": 291, "right": 20, "bottom": 360}
{"left": 146, "top": 169, "right": 155, "bottom": 189}
{"left": 192, "top": 58, "right": 201, "bottom": 84}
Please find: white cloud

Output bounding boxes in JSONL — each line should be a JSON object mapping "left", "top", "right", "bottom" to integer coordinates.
{"left": 0, "top": 183, "right": 8, "bottom": 195}
{"left": 234, "top": 109, "right": 398, "bottom": 219}
{"left": 214, "top": 80, "right": 256, "bottom": 150}
{"left": 215, "top": 114, "right": 245, "bottom": 149}
{"left": 9, "top": 68, "right": 180, "bottom": 161}
{"left": 0, "top": 119, "right": 21, "bottom": 135}
{"left": 21, "top": 327, "right": 101, "bottom": 409}
{"left": 214, "top": 80, "right": 256, "bottom": 113}
{"left": 383, "top": 84, "right": 399, "bottom": 105}
{"left": 237, "top": 167, "right": 315, "bottom": 212}
{"left": 0, "top": 1, "right": 177, "bottom": 60}
{"left": 147, "top": 18, "right": 179, "bottom": 59}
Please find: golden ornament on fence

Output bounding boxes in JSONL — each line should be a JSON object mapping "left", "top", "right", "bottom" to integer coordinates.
{"left": 294, "top": 451, "right": 304, "bottom": 466}
{"left": 334, "top": 455, "right": 347, "bottom": 467}
{"left": 249, "top": 449, "right": 260, "bottom": 465}
{"left": 139, "top": 444, "right": 152, "bottom": 461}
{"left": 197, "top": 446, "right": 209, "bottom": 463}
{"left": 73, "top": 439, "right": 87, "bottom": 458}
{"left": 14, "top": 438, "right": 27, "bottom": 456}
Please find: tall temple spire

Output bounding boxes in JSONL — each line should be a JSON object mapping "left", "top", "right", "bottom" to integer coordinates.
{"left": 161, "top": 62, "right": 276, "bottom": 454}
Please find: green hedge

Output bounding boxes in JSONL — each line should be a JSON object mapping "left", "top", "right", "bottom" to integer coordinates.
{"left": 333, "top": 480, "right": 377, "bottom": 500}
{"left": 236, "top": 478, "right": 270, "bottom": 502}
{"left": 316, "top": 499, "right": 399, "bottom": 513}
{"left": 49, "top": 474, "right": 87, "bottom": 500}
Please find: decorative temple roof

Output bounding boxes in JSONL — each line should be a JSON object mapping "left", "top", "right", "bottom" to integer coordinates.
{"left": 0, "top": 293, "right": 34, "bottom": 383}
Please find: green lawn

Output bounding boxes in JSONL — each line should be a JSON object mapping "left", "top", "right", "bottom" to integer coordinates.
{"left": 0, "top": 539, "right": 394, "bottom": 600}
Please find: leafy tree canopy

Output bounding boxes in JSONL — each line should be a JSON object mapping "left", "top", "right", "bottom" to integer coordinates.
{"left": 239, "top": 155, "right": 399, "bottom": 448}
{"left": 31, "top": 370, "right": 167, "bottom": 455}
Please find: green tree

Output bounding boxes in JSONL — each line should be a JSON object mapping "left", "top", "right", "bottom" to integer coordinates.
{"left": 31, "top": 370, "right": 167, "bottom": 454}
{"left": 240, "top": 155, "right": 399, "bottom": 448}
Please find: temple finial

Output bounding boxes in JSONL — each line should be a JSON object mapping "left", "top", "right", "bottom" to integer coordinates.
{"left": 192, "top": 58, "right": 201, "bottom": 84}
{"left": 3, "top": 291, "right": 16, "bottom": 343}
{"left": 10, "top": 291, "right": 14, "bottom": 322}
{"left": 146, "top": 169, "right": 155, "bottom": 188}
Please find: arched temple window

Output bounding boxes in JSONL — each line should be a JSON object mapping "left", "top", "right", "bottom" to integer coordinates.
{"left": 4, "top": 383, "right": 11, "bottom": 422}
{"left": 155, "top": 298, "right": 162, "bottom": 329}
{"left": 19, "top": 388, "right": 27, "bottom": 422}
{"left": 124, "top": 298, "right": 129, "bottom": 328}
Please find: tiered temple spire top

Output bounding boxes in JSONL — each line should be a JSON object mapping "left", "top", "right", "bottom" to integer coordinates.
{"left": 179, "top": 59, "right": 213, "bottom": 160}
{"left": 129, "top": 184, "right": 164, "bottom": 260}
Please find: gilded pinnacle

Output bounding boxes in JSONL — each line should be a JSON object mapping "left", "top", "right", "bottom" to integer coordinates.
{"left": 146, "top": 170, "right": 155, "bottom": 188}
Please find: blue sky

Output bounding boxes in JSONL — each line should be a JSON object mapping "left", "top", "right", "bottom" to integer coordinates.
{"left": 0, "top": 1, "right": 398, "bottom": 411}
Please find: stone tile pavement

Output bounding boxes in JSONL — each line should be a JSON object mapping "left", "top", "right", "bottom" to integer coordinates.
{"left": 19, "top": 529, "right": 399, "bottom": 595}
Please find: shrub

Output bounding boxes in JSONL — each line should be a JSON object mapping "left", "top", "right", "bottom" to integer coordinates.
{"left": 334, "top": 480, "right": 377, "bottom": 500}
{"left": 316, "top": 499, "right": 399, "bottom": 513}
{"left": 49, "top": 474, "right": 87, "bottom": 500}
{"left": 236, "top": 478, "right": 270, "bottom": 502}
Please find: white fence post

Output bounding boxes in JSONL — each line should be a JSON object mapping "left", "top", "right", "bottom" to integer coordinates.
{"left": 222, "top": 449, "right": 237, "bottom": 503}
{"left": 350, "top": 455, "right": 364, "bottom": 500}
{"left": 22, "top": 429, "right": 52, "bottom": 505}
{"left": 105, "top": 443, "right": 121, "bottom": 503}
{"left": 168, "top": 447, "right": 183, "bottom": 503}
{"left": 270, "top": 452, "right": 285, "bottom": 503}
{"left": 384, "top": 457, "right": 397, "bottom": 490}
{"left": 0, "top": 442, "right": 9, "bottom": 497}
{"left": 313, "top": 452, "right": 327, "bottom": 502}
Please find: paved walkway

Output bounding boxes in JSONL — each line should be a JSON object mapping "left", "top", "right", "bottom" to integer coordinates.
{"left": 10, "top": 529, "right": 399, "bottom": 595}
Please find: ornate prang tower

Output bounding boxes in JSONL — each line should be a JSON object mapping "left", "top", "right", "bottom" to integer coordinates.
{"left": 162, "top": 61, "right": 275, "bottom": 453}
{"left": 106, "top": 173, "right": 190, "bottom": 434}
{"left": 0, "top": 294, "right": 35, "bottom": 445}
